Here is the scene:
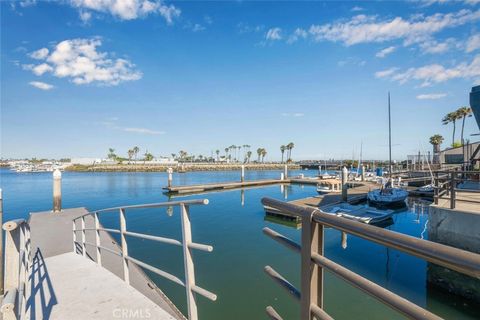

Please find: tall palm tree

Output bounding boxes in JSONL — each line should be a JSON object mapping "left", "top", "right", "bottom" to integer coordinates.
{"left": 286, "top": 142, "right": 295, "bottom": 161}
{"left": 171, "top": 153, "right": 176, "bottom": 160}
{"left": 280, "top": 145, "right": 286, "bottom": 163}
{"left": 456, "top": 106, "right": 473, "bottom": 145}
{"left": 246, "top": 151, "right": 252, "bottom": 163}
{"left": 257, "top": 148, "right": 262, "bottom": 162}
{"left": 442, "top": 112, "right": 461, "bottom": 147}
{"left": 215, "top": 150, "right": 220, "bottom": 161}
{"left": 127, "top": 149, "right": 134, "bottom": 164}
{"left": 107, "top": 148, "right": 116, "bottom": 161}
{"left": 261, "top": 149, "right": 267, "bottom": 163}
{"left": 132, "top": 146, "right": 140, "bottom": 163}
{"left": 429, "top": 134, "right": 444, "bottom": 164}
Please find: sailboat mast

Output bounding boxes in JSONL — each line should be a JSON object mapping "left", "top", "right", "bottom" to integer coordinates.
{"left": 388, "top": 92, "right": 392, "bottom": 178}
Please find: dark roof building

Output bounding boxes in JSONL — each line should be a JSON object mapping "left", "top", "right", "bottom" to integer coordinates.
{"left": 471, "top": 85, "right": 480, "bottom": 131}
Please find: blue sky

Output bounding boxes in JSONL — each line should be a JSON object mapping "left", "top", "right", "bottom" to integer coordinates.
{"left": 1, "top": 0, "right": 480, "bottom": 161}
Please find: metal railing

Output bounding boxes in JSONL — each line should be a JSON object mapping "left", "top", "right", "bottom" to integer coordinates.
{"left": 261, "top": 197, "right": 480, "bottom": 320}
{"left": 72, "top": 199, "right": 216, "bottom": 320}
{"left": 434, "top": 170, "right": 480, "bottom": 209}
{"left": 1, "top": 219, "right": 31, "bottom": 320}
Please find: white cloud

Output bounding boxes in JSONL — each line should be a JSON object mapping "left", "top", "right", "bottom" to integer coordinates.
{"left": 376, "top": 54, "right": 480, "bottom": 86}
{"left": 266, "top": 28, "right": 282, "bottom": 41}
{"left": 338, "top": 57, "right": 366, "bottom": 67}
{"left": 419, "top": 38, "right": 459, "bottom": 54}
{"left": 29, "top": 48, "right": 49, "bottom": 59}
{"left": 237, "top": 23, "right": 264, "bottom": 34}
{"left": 69, "top": 0, "right": 180, "bottom": 23}
{"left": 287, "top": 28, "right": 308, "bottom": 44}
{"left": 25, "top": 38, "right": 142, "bottom": 86}
{"left": 375, "top": 67, "right": 399, "bottom": 78}
{"left": 351, "top": 6, "right": 364, "bottom": 12}
{"left": 376, "top": 46, "right": 396, "bottom": 58}
{"left": 416, "top": 93, "right": 447, "bottom": 99}
{"left": 307, "top": 9, "right": 480, "bottom": 46}
{"left": 123, "top": 127, "right": 165, "bottom": 135}
{"left": 29, "top": 81, "right": 54, "bottom": 90}
{"left": 79, "top": 10, "right": 92, "bottom": 22}
{"left": 466, "top": 34, "right": 480, "bottom": 52}
{"left": 99, "top": 118, "right": 164, "bottom": 135}
{"left": 281, "top": 112, "right": 304, "bottom": 117}
{"left": 192, "top": 24, "right": 205, "bottom": 32}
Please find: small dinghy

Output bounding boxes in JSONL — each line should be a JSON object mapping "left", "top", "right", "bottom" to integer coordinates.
{"left": 322, "top": 203, "right": 394, "bottom": 225}
{"left": 408, "top": 184, "right": 434, "bottom": 198}
{"left": 367, "top": 188, "right": 408, "bottom": 206}
{"left": 316, "top": 180, "right": 341, "bottom": 194}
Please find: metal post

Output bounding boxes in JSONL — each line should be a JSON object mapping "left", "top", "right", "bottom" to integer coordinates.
{"left": 120, "top": 208, "right": 129, "bottom": 284}
{"left": 450, "top": 172, "right": 455, "bottom": 209}
{"left": 280, "top": 173, "right": 284, "bottom": 181}
{"left": 284, "top": 165, "right": 288, "bottom": 179}
{"left": 241, "top": 165, "right": 245, "bottom": 182}
{"left": 180, "top": 204, "right": 198, "bottom": 320}
{"left": 0, "top": 188, "right": 3, "bottom": 296}
{"left": 300, "top": 212, "right": 324, "bottom": 319}
{"left": 72, "top": 221, "right": 77, "bottom": 253}
{"left": 94, "top": 212, "right": 102, "bottom": 267}
{"left": 361, "top": 165, "right": 365, "bottom": 182}
{"left": 167, "top": 168, "right": 173, "bottom": 188}
{"left": 53, "top": 169, "right": 62, "bottom": 213}
{"left": 341, "top": 167, "right": 348, "bottom": 202}
{"left": 81, "top": 216, "right": 86, "bottom": 257}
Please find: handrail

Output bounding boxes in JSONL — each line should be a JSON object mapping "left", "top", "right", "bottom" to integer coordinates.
{"left": 72, "top": 199, "right": 216, "bottom": 320}
{"left": 1, "top": 219, "right": 31, "bottom": 320}
{"left": 433, "top": 170, "right": 480, "bottom": 208}
{"left": 261, "top": 197, "right": 480, "bottom": 320}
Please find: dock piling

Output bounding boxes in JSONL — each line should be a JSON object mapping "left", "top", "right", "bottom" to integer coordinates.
{"left": 341, "top": 167, "right": 348, "bottom": 202}
{"left": 284, "top": 165, "right": 288, "bottom": 179}
{"left": 241, "top": 165, "right": 245, "bottom": 182}
{"left": 53, "top": 169, "right": 62, "bottom": 213}
{"left": 280, "top": 173, "right": 285, "bottom": 181}
{"left": 167, "top": 168, "right": 173, "bottom": 188}
{"left": 361, "top": 166, "right": 365, "bottom": 182}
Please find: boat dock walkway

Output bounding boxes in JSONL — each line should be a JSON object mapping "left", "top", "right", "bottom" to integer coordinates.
{"left": 4, "top": 208, "right": 184, "bottom": 320}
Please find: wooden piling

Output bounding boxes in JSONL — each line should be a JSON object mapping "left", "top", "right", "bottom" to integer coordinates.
{"left": 53, "top": 169, "right": 62, "bottom": 213}
{"left": 284, "top": 165, "right": 288, "bottom": 179}
{"left": 167, "top": 168, "right": 173, "bottom": 188}
{"left": 241, "top": 165, "right": 245, "bottom": 182}
{"left": 341, "top": 167, "right": 348, "bottom": 202}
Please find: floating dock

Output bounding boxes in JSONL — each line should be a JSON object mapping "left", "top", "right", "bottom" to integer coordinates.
{"left": 163, "top": 178, "right": 286, "bottom": 194}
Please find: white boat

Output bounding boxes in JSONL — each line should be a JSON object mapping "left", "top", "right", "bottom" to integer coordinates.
{"left": 316, "top": 180, "right": 341, "bottom": 194}
{"left": 367, "top": 188, "right": 408, "bottom": 206}
{"left": 322, "top": 203, "right": 394, "bottom": 224}
{"left": 367, "top": 92, "right": 408, "bottom": 207}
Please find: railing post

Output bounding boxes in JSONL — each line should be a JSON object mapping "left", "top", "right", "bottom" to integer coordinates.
{"left": 94, "top": 212, "right": 102, "bottom": 267}
{"left": 53, "top": 169, "right": 62, "bottom": 213}
{"left": 72, "top": 220, "right": 77, "bottom": 253}
{"left": 120, "top": 208, "right": 130, "bottom": 284}
{"left": 3, "top": 223, "right": 21, "bottom": 296}
{"left": 81, "top": 216, "right": 86, "bottom": 257}
{"left": 300, "top": 211, "right": 324, "bottom": 320}
{"left": 180, "top": 203, "right": 198, "bottom": 320}
{"left": 450, "top": 172, "right": 456, "bottom": 209}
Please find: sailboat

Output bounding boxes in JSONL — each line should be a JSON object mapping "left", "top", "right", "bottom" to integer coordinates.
{"left": 368, "top": 93, "right": 408, "bottom": 206}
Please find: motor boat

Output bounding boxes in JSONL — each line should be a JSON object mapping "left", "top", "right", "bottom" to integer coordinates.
{"left": 322, "top": 203, "right": 394, "bottom": 225}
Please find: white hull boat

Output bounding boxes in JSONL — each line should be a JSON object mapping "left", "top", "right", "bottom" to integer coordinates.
{"left": 322, "top": 203, "right": 394, "bottom": 224}
{"left": 367, "top": 188, "right": 408, "bottom": 206}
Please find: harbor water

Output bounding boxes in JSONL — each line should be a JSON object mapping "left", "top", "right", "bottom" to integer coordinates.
{"left": 1, "top": 168, "right": 479, "bottom": 319}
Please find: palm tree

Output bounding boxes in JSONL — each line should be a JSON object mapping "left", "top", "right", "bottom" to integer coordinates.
{"left": 280, "top": 145, "right": 286, "bottom": 163}
{"left": 246, "top": 151, "right": 252, "bottom": 163}
{"left": 127, "top": 149, "right": 134, "bottom": 164}
{"left": 286, "top": 142, "right": 295, "bottom": 161}
{"left": 107, "top": 148, "right": 116, "bottom": 161}
{"left": 442, "top": 112, "right": 461, "bottom": 147}
{"left": 261, "top": 149, "right": 267, "bottom": 163}
{"left": 132, "top": 146, "right": 140, "bottom": 163}
{"left": 171, "top": 153, "right": 176, "bottom": 160}
{"left": 257, "top": 148, "right": 262, "bottom": 162}
{"left": 429, "top": 134, "right": 444, "bottom": 164}
{"left": 179, "top": 150, "right": 187, "bottom": 162}
{"left": 144, "top": 151, "right": 154, "bottom": 163}
{"left": 456, "top": 106, "right": 473, "bottom": 145}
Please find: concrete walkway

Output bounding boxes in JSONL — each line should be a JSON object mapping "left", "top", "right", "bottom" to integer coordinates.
{"left": 26, "top": 251, "right": 176, "bottom": 320}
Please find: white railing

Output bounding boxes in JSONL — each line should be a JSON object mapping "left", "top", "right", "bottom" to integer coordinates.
{"left": 1, "top": 219, "right": 31, "bottom": 320}
{"left": 72, "top": 199, "right": 216, "bottom": 320}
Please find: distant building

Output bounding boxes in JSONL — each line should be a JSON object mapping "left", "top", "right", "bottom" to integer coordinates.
{"left": 70, "top": 158, "right": 103, "bottom": 165}
{"left": 471, "top": 85, "right": 480, "bottom": 131}
{"left": 437, "top": 141, "right": 479, "bottom": 166}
